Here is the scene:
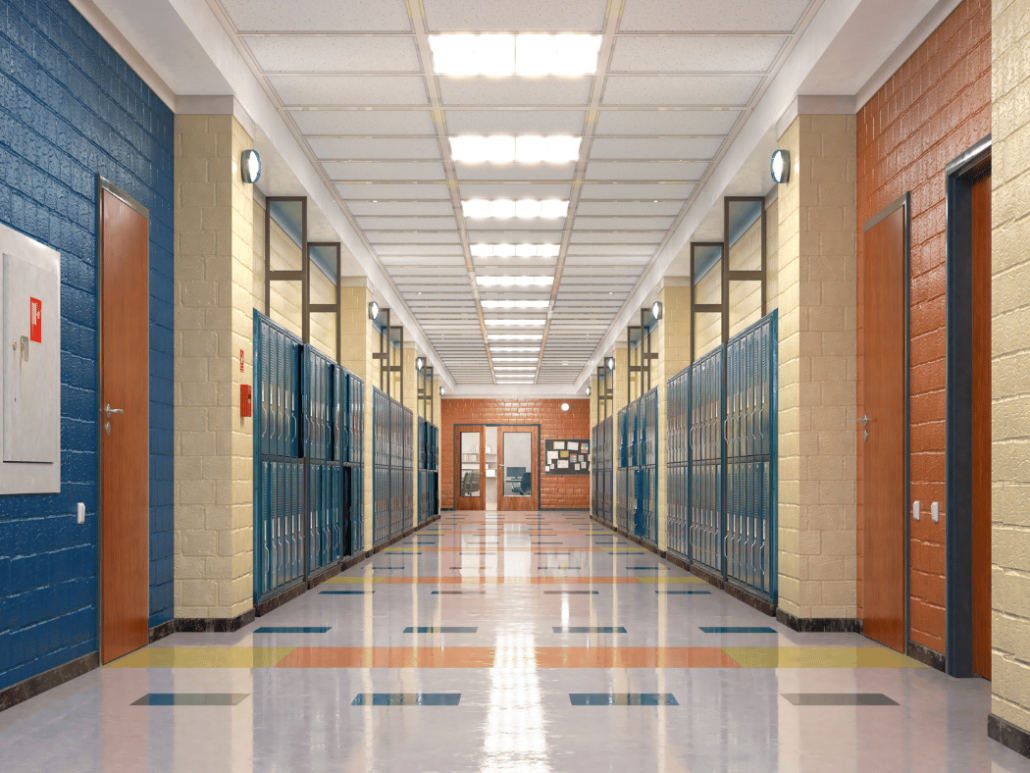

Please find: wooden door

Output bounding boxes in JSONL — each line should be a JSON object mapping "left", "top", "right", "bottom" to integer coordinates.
{"left": 456, "top": 427, "right": 485, "bottom": 510}
{"left": 861, "top": 204, "right": 908, "bottom": 652}
{"left": 498, "top": 427, "right": 539, "bottom": 511}
{"left": 971, "top": 170, "right": 992, "bottom": 679}
{"left": 100, "top": 186, "right": 150, "bottom": 664}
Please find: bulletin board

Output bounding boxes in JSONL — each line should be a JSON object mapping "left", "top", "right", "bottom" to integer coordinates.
{"left": 544, "top": 439, "right": 590, "bottom": 475}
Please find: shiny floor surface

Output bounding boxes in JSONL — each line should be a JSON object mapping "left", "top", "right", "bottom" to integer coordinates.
{"left": 1, "top": 510, "right": 1027, "bottom": 773}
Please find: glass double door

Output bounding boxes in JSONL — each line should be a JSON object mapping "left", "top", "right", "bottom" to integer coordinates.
{"left": 456, "top": 425, "right": 539, "bottom": 511}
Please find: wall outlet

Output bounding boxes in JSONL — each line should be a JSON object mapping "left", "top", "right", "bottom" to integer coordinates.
{"left": 912, "top": 500, "right": 920, "bottom": 521}
{"left": 931, "top": 501, "right": 940, "bottom": 523}
{"left": 76, "top": 502, "right": 85, "bottom": 524}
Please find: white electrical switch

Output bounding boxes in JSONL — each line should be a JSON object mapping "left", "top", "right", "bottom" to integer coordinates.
{"left": 912, "top": 500, "right": 920, "bottom": 521}
{"left": 77, "top": 502, "right": 85, "bottom": 525}
{"left": 931, "top": 502, "right": 940, "bottom": 523}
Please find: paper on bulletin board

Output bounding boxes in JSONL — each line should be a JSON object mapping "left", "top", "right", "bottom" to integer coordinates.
{"left": 567, "top": 441, "right": 579, "bottom": 451}
{"left": 557, "top": 460, "right": 569, "bottom": 469}
{"left": 547, "top": 450, "right": 558, "bottom": 461}
{"left": 560, "top": 451, "right": 569, "bottom": 459}
{"left": 553, "top": 441, "right": 565, "bottom": 450}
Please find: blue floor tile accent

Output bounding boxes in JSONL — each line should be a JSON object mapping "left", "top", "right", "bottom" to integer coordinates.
{"left": 352, "top": 693, "right": 461, "bottom": 706}
{"left": 700, "top": 626, "right": 777, "bottom": 634}
{"left": 404, "top": 627, "right": 478, "bottom": 633}
{"left": 781, "top": 693, "right": 898, "bottom": 706}
{"left": 374, "top": 567, "right": 406, "bottom": 570}
{"left": 554, "top": 627, "right": 627, "bottom": 634}
{"left": 133, "top": 694, "right": 250, "bottom": 706}
{"left": 321, "top": 591, "right": 374, "bottom": 595}
{"left": 535, "top": 551, "right": 572, "bottom": 555}
{"left": 656, "top": 590, "right": 712, "bottom": 595}
{"left": 254, "top": 627, "right": 331, "bottom": 634}
{"left": 569, "top": 693, "right": 678, "bottom": 706}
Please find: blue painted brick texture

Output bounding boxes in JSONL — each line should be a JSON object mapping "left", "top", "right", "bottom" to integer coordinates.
{"left": 0, "top": 0, "right": 174, "bottom": 692}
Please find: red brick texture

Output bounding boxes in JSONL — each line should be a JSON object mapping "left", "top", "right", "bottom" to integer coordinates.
{"left": 856, "top": 0, "right": 990, "bottom": 653}
{"left": 440, "top": 398, "right": 591, "bottom": 510}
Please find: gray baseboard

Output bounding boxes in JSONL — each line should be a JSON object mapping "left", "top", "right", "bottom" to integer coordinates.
{"left": 989, "top": 714, "right": 1030, "bottom": 760}
{"left": 907, "top": 640, "right": 946, "bottom": 672}
{"left": 776, "top": 608, "right": 863, "bottom": 633}
{"left": 0, "top": 652, "right": 99, "bottom": 713}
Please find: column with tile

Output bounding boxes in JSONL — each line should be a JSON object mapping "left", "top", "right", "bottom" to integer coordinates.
{"left": 775, "top": 109, "right": 859, "bottom": 626}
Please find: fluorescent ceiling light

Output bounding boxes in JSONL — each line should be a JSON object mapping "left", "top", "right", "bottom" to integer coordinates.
{"left": 477, "top": 276, "right": 553, "bottom": 288}
{"left": 484, "top": 319, "right": 546, "bottom": 327}
{"left": 429, "top": 34, "right": 601, "bottom": 78}
{"left": 481, "top": 300, "right": 550, "bottom": 309}
{"left": 462, "top": 199, "right": 568, "bottom": 220}
{"left": 450, "top": 136, "right": 581, "bottom": 164}
{"left": 490, "top": 347, "right": 539, "bottom": 353}
{"left": 488, "top": 334, "right": 543, "bottom": 341}
{"left": 495, "top": 366, "right": 537, "bottom": 371}
{"left": 492, "top": 357, "right": 539, "bottom": 362}
{"left": 471, "top": 243, "right": 561, "bottom": 258}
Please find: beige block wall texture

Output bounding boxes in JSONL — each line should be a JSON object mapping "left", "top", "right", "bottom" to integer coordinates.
{"left": 173, "top": 114, "right": 255, "bottom": 619}
{"left": 728, "top": 216, "right": 765, "bottom": 337}
{"left": 695, "top": 264, "right": 723, "bottom": 358}
{"left": 991, "top": 0, "right": 1030, "bottom": 734}
{"left": 776, "top": 113, "right": 859, "bottom": 620}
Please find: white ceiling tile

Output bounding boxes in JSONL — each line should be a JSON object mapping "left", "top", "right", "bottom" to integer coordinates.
{"left": 445, "top": 110, "right": 586, "bottom": 135}
{"left": 439, "top": 78, "right": 591, "bottom": 107}
{"left": 368, "top": 232, "right": 461, "bottom": 243}
{"left": 610, "top": 36, "right": 787, "bottom": 73}
{"left": 219, "top": 0, "right": 411, "bottom": 32}
{"left": 594, "top": 109, "right": 741, "bottom": 135}
{"left": 569, "top": 231, "right": 662, "bottom": 244}
{"left": 374, "top": 244, "right": 463, "bottom": 255}
{"left": 311, "top": 137, "right": 441, "bottom": 159}
{"left": 572, "top": 216, "right": 675, "bottom": 230}
{"left": 566, "top": 244, "right": 656, "bottom": 255}
{"left": 562, "top": 255, "right": 651, "bottom": 266}
{"left": 601, "top": 75, "right": 762, "bottom": 106}
{"left": 380, "top": 256, "right": 466, "bottom": 267}
{"left": 576, "top": 200, "right": 682, "bottom": 216}
{"left": 619, "top": 0, "right": 811, "bottom": 32}
{"left": 454, "top": 163, "right": 577, "bottom": 181}
{"left": 336, "top": 183, "right": 450, "bottom": 199}
{"left": 291, "top": 110, "right": 436, "bottom": 135}
{"left": 325, "top": 162, "right": 446, "bottom": 181}
{"left": 357, "top": 217, "right": 457, "bottom": 230}
{"left": 590, "top": 138, "right": 722, "bottom": 160}
{"left": 270, "top": 75, "right": 429, "bottom": 106}
{"left": 473, "top": 256, "right": 558, "bottom": 268}
{"left": 465, "top": 230, "right": 564, "bottom": 241}
{"left": 584, "top": 161, "right": 707, "bottom": 180}
{"left": 580, "top": 182, "right": 696, "bottom": 199}
{"left": 245, "top": 36, "right": 421, "bottom": 72}
{"left": 458, "top": 183, "right": 572, "bottom": 199}
{"left": 424, "top": 0, "right": 607, "bottom": 31}
{"left": 348, "top": 201, "right": 454, "bottom": 215}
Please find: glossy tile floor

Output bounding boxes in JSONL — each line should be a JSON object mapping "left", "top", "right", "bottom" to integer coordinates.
{"left": 2, "top": 510, "right": 1028, "bottom": 773}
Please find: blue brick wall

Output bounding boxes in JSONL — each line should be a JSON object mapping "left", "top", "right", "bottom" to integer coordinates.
{"left": 0, "top": 0, "right": 174, "bottom": 691}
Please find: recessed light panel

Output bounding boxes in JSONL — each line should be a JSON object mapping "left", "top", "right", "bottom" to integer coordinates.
{"left": 462, "top": 199, "right": 568, "bottom": 219}
{"left": 471, "top": 243, "right": 561, "bottom": 258}
{"left": 490, "top": 346, "right": 540, "bottom": 353}
{"left": 488, "top": 334, "right": 544, "bottom": 341}
{"left": 477, "top": 276, "right": 553, "bottom": 288}
{"left": 480, "top": 300, "right": 550, "bottom": 309}
{"left": 492, "top": 357, "right": 539, "bottom": 362}
{"left": 450, "top": 136, "right": 581, "bottom": 164}
{"left": 494, "top": 366, "right": 537, "bottom": 371}
{"left": 483, "top": 319, "right": 546, "bottom": 327}
{"left": 429, "top": 34, "right": 601, "bottom": 77}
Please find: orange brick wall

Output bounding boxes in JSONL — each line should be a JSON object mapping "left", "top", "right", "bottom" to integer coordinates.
{"left": 856, "top": 0, "right": 991, "bottom": 653}
{"left": 441, "top": 398, "right": 591, "bottom": 510}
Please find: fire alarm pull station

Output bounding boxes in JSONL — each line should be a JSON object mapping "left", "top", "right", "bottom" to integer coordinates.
{"left": 0, "top": 222, "right": 61, "bottom": 495}
{"left": 240, "top": 384, "right": 252, "bottom": 418}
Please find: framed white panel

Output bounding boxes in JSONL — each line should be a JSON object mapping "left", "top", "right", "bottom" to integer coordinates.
{"left": 439, "top": 78, "right": 591, "bottom": 106}
{"left": 291, "top": 110, "right": 436, "bottom": 135}
{"left": 619, "top": 0, "right": 811, "bottom": 32}
{"left": 584, "top": 161, "right": 707, "bottom": 181}
{"left": 325, "top": 162, "right": 446, "bottom": 181}
{"left": 310, "top": 137, "right": 441, "bottom": 159}
{"left": 0, "top": 223, "right": 61, "bottom": 495}
{"left": 424, "top": 0, "right": 607, "bottom": 31}
{"left": 594, "top": 109, "right": 742, "bottom": 135}
{"left": 245, "top": 36, "right": 421, "bottom": 72}
{"left": 610, "top": 36, "right": 787, "bottom": 73}
{"left": 601, "top": 75, "right": 762, "bottom": 106}
{"left": 270, "top": 75, "right": 429, "bottom": 106}
{"left": 445, "top": 110, "right": 586, "bottom": 135}
{"left": 220, "top": 0, "right": 412, "bottom": 31}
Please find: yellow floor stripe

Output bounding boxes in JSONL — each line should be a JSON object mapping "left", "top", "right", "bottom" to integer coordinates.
{"left": 105, "top": 647, "right": 296, "bottom": 668}
{"left": 721, "top": 647, "right": 928, "bottom": 669}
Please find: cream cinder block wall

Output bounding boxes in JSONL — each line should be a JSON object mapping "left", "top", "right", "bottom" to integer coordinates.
{"left": 173, "top": 114, "right": 255, "bottom": 619}
{"left": 728, "top": 217, "right": 765, "bottom": 337}
{"left": 776, "top": 113, "right": 859, "bottom": 621}
{"left": 694, "top": 263, "right": 723, "bottom": 359}
{"left": 991, "top": 0, "right": 1030, "bottom": 736}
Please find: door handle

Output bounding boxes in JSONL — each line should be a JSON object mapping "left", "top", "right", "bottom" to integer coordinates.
{"left": 857, "top": 414, "right": 869, "bottom": 441}
{"left": 104, "top": 403, "right": 123, "bottom": 435}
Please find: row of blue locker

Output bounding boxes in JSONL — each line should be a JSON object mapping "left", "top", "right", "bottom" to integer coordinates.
{"left": 418, "top": 418, "right": 439, "bottom": 472}
{"left": 373, "top": 388, "right": 414, "bottom": 469}
{"left": 419, "top": 470, "right": 439, "bottom": 525}
{"left": 617, "top": 389, "right": 658, "bottom": 469}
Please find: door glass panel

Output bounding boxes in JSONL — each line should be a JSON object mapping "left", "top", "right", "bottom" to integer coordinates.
{"left": 503, "top": 432, "right": 532, "bottom": 497}
{"left": 460, "top": 432, "right": 480, "bottom": 497}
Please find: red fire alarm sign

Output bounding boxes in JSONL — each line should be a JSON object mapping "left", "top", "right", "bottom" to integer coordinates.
{"left": 240, "top": 349, "right": 245, "bottom": 373}
{"left": 29, "top": 297, "right": 41, "bottom": 343}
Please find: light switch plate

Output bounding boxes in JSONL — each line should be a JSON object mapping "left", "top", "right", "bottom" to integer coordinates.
{"left": 913, "top": 500, "right": 920, "bottom": 521}
{"left": 77, "top": 502, "right": 85, "bottom": 524}
{"left": 931, "top": 502, "right": 939, "bottom": 523}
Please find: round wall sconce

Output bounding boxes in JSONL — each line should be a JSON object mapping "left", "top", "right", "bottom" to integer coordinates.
{"left": 771, "top": 149, "right": 790, "bottom": 184}
{"left": 241, "top": 150, "right": 261, "bottom": 184}
{"left": 368, "top": 301, "right": 380, "bottom": 321}
{"left": 561, "top": 403, "right": 570, "bottom": 412}
{"left": 606, "top": 356, "right": 615, "bottom": 371}
{"left": 415, "top": 356, "right": 425, "bottom": 371}
{"left": 586, "top": 386, "right": 591, "bottom": 396}
{"left": 651, "top": 301, "right": 663, "bottom": 320}
{"left": 439, "top": 386, "right": 446, "bottom": 397}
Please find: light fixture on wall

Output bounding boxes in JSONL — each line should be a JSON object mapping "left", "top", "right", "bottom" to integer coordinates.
{"left": 368, "top": 301, "right": 380, "bottom": 320}
{"left": 241, "top": 150, "right": 261, "bottom": 184}
{"left": 415, "top": 356, "right": 425, "bottom": 371}
{"left": 440, "top": 386, "right": 446, "bottom": 397}
{"left": 606, "top": 356, "right": 615, "bottom": 371}
{"left": 586, "top": 386, "right": 591, "bottom": 396}
{"left": 651, "top": 301, "right": 663, "bottom": 320}
{"left": 771, "top": 149, "right": 790, "bottom": 184}
{"left": 561, "top": 403, "right": 570, "bottom": 412}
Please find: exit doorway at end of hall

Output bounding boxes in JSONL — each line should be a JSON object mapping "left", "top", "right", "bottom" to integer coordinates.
{"left": 455, "top": 424, "right": 540, "bottom": 511}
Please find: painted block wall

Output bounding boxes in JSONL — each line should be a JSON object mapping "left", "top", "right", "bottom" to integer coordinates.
{"left": 990, "top": 0, "right": 1030, "bottom": 735}
{"left": 440, "top": 398, "right": 590, "bottom": 510}
{"left": 856, "top": 0, "right": 991, "bottom": 653}
{"left": 0, "top": 0, "right": 174, "bottom": 690}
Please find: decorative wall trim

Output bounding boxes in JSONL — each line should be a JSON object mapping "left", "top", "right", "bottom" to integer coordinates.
{"left": 907, "top": 640, "right": 946, "bottom": 672}
{"left": 777, "top": 609, "right": 863, "bottom": 633}
{"left": 989, "top": 714, "right": 1030, "bottom": 760}
{"left": 0, "top": 653, "right": 99, "bottom": 713}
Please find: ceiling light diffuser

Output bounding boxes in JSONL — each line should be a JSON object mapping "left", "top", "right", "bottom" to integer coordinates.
{"left": 462, "top": 199, "right": 568, "bottom": 220}
{"left": 488, "top": 334, "right": 543, "bottom": 341}
{"left": 477, "top": 276, "right": 553, "bottom": 288}
{"left": 473, "top": 243, "right": 561, "bottom": 258}
{"left": 495, "top": 366, "right": 537, "bottom": 371}
{"left": 491, "top": 357, "right": 538, "bottom": 362}
{"left": 484, "top": 319, "right": 546, "bottom": 327}
{"left": 490, "top": 347, "right": 540, "bottom": 353}
{"left": 429, "top": 34, "right": 601, "bottom": 78}
{"left": 451, "top": 136, "right": 581, "bottom": 164}
{"left": 480, "top": 300, "right": 550, "bottom": 309}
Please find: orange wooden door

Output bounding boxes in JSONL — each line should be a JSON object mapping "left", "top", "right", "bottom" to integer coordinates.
{"left": 456, "top": 427, "right": 485, "bottom": 510}
{"left": 861, "top": 205, "right": 908, "bottom": 652}
{"left": 498, "top": 427, "right": 539, "bottom": 511}
{"left": 971, "top": 170, "right": 992, "bottom": 679}
{"left": 100, "top": 187, "right": 150, "bottom": 664}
